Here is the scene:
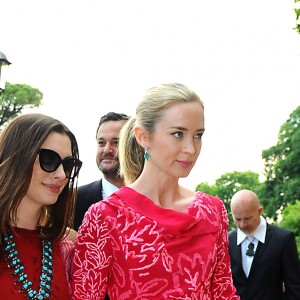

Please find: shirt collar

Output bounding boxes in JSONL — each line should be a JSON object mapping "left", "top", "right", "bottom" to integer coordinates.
{"left": 102, "top": 177, "right": 119, "bottom": 199}
{"left": 237, "top": 216, "right": 267, "bottom": 245}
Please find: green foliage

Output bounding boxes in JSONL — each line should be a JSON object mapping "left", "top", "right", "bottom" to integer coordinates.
{"left": 278, "top": 200, "right": 300, "bottom": 257}
{"left": 214, "top": 171, "right": 261, "bottom": 208}
{"left": 261, "top": 106, "right": 300, "bottom": 220}
{"left": 0, "top": 82, "right": 43, "bottom": 128}
{"left": 295, "top": 0, "right": 300, "bottom": 34}
{"left": 196, "top": 170, "right": 262, "bottom": 229}
{"left": 195, "top": 106, "right": 300, "bottom": 232}
{"left": 195, "top": 182, "right": 218, "bottom": 196}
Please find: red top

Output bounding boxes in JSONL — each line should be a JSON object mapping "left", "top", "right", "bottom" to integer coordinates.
{"left": 0, "top": 227, "right": 70, "bottom": 299}
{"left": 72, "top": 187, "right": 239, "bottom": 300}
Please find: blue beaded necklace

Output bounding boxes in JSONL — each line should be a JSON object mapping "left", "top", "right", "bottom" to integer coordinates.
{"left": 2, "top": 229, "right": 53, "bottom": 299}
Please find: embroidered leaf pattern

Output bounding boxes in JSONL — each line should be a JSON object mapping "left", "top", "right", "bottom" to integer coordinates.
{"left": 72, "top": 189, "right": 239, "bottom": 300}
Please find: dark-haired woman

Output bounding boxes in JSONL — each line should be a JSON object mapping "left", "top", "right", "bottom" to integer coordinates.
{"left": 0, "top": 113, "right": 82, "bottom": 299}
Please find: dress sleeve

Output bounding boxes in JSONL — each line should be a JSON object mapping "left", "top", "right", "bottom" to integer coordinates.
{"left": 59, "top": 237, "right": 75, "bottom": 298}
{"left": 71, "top": 203, "right": 111, "bottom": 300}
{"left": 210, "top": 200, "right": 240, "bottom": 300}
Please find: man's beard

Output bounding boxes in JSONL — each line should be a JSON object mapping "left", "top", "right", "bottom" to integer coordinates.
{"left": 100, "top": 163, "right": 120, "bottom": 179}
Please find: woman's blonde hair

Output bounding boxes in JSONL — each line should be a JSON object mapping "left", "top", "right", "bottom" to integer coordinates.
{"left": 119, "top": 83, "right": 204, "bottom": 184}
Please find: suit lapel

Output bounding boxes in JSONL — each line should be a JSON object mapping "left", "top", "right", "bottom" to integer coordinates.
{"left": 248, "top": 224, "right": 272, "bottom": 277}
{"left": 238, "top": 243, "right": 247, "bottom": 278}
{"left": 231, "top": 231, "right": 247, "bottom": 278}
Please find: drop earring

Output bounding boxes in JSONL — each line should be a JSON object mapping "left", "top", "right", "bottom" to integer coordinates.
{"left": 144, "top": 147, "right": 151, "bottom": 161}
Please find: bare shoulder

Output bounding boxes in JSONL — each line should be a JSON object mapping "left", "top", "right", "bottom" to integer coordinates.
{"left": 175, "top": 186, "right": 196, "bottom": 212}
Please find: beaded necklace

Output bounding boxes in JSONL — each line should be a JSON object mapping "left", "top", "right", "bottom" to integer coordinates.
{"left": 2, "top": 229, "right": 53, "bottom": 299}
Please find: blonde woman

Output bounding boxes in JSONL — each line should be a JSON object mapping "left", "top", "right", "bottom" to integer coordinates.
{"left": 72, "top": 83, "right": 239, "bottom": 300}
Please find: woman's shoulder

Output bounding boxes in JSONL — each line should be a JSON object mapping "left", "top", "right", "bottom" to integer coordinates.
{"left": 195, "top": 191, "right": 223, "bottom": 206}
{"left": 84, "top": 189, "right": 127, "bottom": 219}
{"left": 193, "top": 191, "right": 227, "bottom": 220}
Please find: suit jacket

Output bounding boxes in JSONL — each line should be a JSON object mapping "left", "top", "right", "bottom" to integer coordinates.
{"left": 74, "top": 180, "right": 103, "bottom": 231}
{"left": 229, "top": 224, "right": 300, "bottom": 300}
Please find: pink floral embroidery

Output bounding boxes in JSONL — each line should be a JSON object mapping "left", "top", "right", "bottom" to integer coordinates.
{"left": 71, "top": 188, "right": 239, "bottom": 300}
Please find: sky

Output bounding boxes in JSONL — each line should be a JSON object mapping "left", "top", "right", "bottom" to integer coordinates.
{"left": 1, "top": 0, "right": 300, "bottom": 190}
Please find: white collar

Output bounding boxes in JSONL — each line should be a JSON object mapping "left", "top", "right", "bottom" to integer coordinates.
{"left": 237, "top": 216, "right": 267, "bottom": 245}
{"left": 102, "top": 177, "right": 119, "bottom": 199}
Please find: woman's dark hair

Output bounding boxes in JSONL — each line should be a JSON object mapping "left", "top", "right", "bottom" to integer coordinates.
{"left": 0, "top": 113, "right": 80, "bottom": 243}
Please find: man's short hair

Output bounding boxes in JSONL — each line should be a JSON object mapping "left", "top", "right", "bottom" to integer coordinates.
{"left": 96, "top": 112, "right": 130, "bottom": 136}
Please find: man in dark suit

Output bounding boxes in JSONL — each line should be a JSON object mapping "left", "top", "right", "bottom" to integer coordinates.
{"left": 228, "top": 189, "right": 300, "bottom": 300}
{"left": 74, "top": 112, "right": 129, "bottom": 231}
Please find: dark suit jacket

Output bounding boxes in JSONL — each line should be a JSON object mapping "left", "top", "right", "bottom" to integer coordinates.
{"left": 229, "top": 224, "right": 300, "bottom": 300}
{"left": 74, "top": 180, "right": 103, "bottom": 231}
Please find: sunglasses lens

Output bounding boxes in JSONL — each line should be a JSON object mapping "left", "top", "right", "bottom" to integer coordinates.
{"left": 39, "top": 149, "right": 82, "bottom": 179}
{"left": 39, "top": 149, "right": 61, "bottom": 172}
{"left": 62, "top": 158, "right": 82, "bottom": 179}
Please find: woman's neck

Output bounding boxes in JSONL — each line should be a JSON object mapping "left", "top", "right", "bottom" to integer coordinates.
{"left": 14, "top": 217, "right": 39, "bottom": 230}
{"left": 14, "top": 200, "right": 41, "bottom": 230}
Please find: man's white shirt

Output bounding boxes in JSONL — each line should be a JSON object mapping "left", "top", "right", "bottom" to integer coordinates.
{"left": 237, "top": 216, "right": 267, "bottom": 277}
{"left": 102, "top": 177, "right": 119, "bottom": 199}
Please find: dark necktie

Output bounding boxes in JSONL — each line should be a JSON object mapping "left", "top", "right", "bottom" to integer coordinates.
{"left": 246, "top": 242, "right": 255, "bottom": 256}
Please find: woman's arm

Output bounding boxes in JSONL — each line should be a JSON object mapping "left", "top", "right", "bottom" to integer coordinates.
{"left": 211, "top": 200, "right": 240, "bottom": 300}
{"left": 71, "top": 203, "right": 111, "bottom": 300}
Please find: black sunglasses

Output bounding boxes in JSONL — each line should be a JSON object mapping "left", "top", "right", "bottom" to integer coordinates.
{"left": 38, "top": 148, "right": 82, "bottom": 179}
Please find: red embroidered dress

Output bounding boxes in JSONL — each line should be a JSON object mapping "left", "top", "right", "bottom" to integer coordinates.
{"left": 72, "top": 187, "right": 239, "bottom": 300}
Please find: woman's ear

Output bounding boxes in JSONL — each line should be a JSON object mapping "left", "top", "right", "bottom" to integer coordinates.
{"left": 134, "top": 125, "right": 148, "bottom": 148}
